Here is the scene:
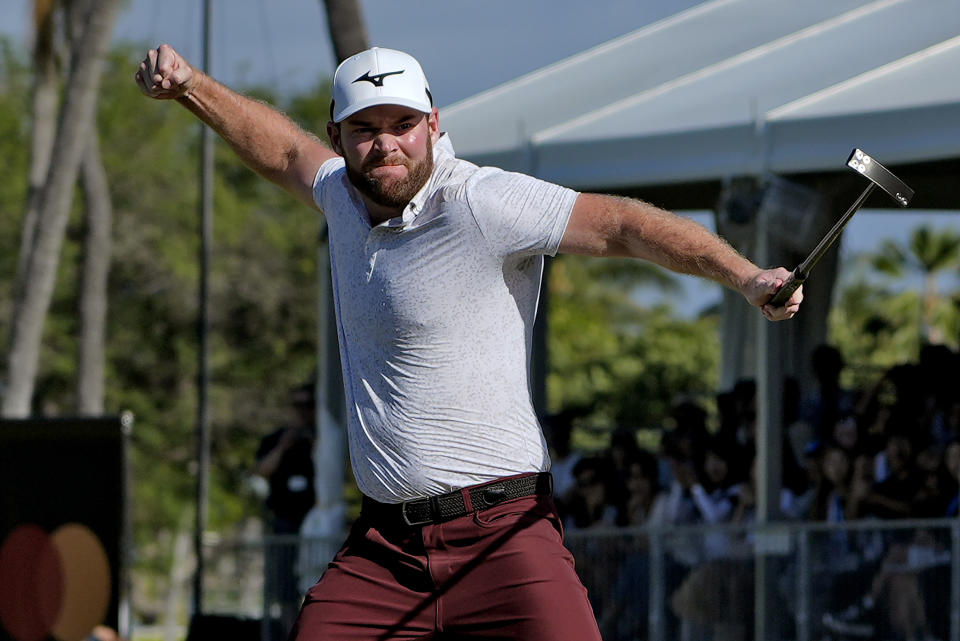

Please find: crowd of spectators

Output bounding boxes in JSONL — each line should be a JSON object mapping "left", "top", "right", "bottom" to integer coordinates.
{"left": 545, "top": 343, "right": 960, "bottom": 641}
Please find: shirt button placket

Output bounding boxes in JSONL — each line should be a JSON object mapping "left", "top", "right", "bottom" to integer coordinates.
{"left": 365, "top": 232, "right": 380, "bottom": 281}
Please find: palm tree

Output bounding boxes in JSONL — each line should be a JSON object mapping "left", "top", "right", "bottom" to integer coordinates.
{"left": 69, "top": 0, "right": 115, "bottom": 416}
{"left": 2, "top": 0, "right": 120, "bottom": 417}
{"left": 870, "top": 225, "right": 960, "bottom": 345}
{"left": 321, "top": 0, "right": 369, "bottom": 63}
{"left": 12, "top": 0, "right": 60, "bottom": 324}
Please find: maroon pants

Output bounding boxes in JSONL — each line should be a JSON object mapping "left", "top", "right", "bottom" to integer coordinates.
{"left": 290, "top": 482, "right": 602, "bottom": 641}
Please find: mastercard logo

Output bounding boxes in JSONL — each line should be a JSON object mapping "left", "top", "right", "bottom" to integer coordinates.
{"left": 0, "top": 523, "right": 111, "bottom": 641}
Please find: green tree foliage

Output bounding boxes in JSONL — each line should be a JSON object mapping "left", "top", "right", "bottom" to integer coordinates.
{"left": 1, "top": 41, "right": 329, "bottom": 554}
{"left": 869, "top": 225, "right": 960, "bottom": 345}
{"left": 547, "top": 254, "right": 721, "bottom": 433}
{"left": 0, "top": 40, "right": 31, "bottom": 336}
{"left": 829, "top": 283, "right": 928, "bottom": 389}
{"left": 829, "top": 226, "right": 960, "bottom": 389}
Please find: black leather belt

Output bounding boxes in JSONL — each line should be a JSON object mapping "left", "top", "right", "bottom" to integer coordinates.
{"left": 361, "top": 472, "right": 553, "bottom": 527}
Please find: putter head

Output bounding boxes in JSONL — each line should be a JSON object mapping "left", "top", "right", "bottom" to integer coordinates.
{"left": 847, "top": 149, "right": 914, "bottom": 207}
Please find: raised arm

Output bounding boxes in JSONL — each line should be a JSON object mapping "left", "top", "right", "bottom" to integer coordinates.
{"left": 560, "top": 193, "right": 802, "bottom": 321}
{"left": 135, "top": 44, "right": 337, "bottom": 209}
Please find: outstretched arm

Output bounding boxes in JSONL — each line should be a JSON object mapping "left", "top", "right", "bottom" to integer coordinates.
{"left": 135, "top": 43, "right": 337, "bottom": 209}
{"left": 559, "top": 193, "right": 803, "bottom": 321}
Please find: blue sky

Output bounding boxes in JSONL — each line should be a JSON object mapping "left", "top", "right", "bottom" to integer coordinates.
{"left": 2, "top": 0, "right": 956, "bottom": 311}
{"left": 1, "top": 0, "right": 703, "bottom": 107}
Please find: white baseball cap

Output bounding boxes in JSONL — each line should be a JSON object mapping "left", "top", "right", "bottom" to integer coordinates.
{"left": 331, "top": 47, "right": 433, "bottom": 123}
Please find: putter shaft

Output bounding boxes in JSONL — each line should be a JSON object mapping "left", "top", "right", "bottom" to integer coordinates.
{"left": 768, "top": 183, "right": 874, "bottom": 307}
{"left": 767, "top": 149, "right": 914, "bottom": 308}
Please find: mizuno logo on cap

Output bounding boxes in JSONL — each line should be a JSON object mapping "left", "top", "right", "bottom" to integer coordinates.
{"left": 353, "top": 70, "right": 405, "bottom": 87}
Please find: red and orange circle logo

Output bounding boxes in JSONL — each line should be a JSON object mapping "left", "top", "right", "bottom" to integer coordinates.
{"left": 0, "top": 523, "right": 111, "bottom": 641}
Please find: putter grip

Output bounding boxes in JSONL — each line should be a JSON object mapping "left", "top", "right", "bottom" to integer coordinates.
{"left": 768, "top": 274, "right": 803, "bottom": 308}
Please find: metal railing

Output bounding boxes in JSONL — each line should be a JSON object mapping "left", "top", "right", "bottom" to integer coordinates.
{"left": 202, "top": 518, "right": 960, "bottom": 641}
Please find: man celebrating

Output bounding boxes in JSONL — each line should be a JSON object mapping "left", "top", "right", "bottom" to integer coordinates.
{"left": 137, "top": 45, "right": 802, "bottom": 641}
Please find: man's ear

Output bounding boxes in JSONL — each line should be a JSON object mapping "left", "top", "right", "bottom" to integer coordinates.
{"left": 326, "top": 121, "right": 344, "bottom": 156}
{"left": 428, "top": 107, "right": 440, "bottom": 142}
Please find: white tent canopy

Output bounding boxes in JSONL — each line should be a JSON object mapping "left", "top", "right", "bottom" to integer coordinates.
{"left": 442, "top": 0, "right": 960, "bottom": 198}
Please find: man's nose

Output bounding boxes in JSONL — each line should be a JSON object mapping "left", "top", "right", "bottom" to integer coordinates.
{"left": 371, "top": 131, "right": 398, "bottom": 153}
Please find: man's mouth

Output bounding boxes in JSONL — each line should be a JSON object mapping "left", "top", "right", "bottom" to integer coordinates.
{"left": 365, "top": 156, "right": 407, "bottom": 170}
{"left": 365, "top": 161, "right": 408, "bottom": 179}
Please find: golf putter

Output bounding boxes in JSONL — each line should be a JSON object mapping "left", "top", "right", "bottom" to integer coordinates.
{"left": 768, "top": 149, "right": 915, "bottom": 307}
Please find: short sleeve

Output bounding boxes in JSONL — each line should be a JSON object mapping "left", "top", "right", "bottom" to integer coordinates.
{"left": 312, "top": 156, "right": 346, "bottom": 212}
{"left": 464, "top": 167, "right": 579, "bottom": 258}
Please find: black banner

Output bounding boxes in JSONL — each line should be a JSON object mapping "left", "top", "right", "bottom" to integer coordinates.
{"left": 0, "top": 416, "right": 130, "bottom": 641}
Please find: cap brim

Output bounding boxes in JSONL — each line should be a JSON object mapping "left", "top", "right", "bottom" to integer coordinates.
{"left": 334, "top": 97, "right": 432, "bottom": 123}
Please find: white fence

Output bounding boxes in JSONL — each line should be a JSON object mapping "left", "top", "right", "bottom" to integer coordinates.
{"left": 202, "top": 518, "right": 960, "bottom": 641}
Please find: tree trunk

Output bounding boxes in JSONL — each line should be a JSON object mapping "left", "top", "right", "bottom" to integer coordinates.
{"left": 76, "top": 131, "right": 113, "bottom": 415}
{"left": 69, "top": 0, "right": 114, "bottom": 416}
{"left": 2, "top": 0, "right": 121, "bottom": 417}
{"left": 164, "top": 513, "right": 195, "bottom": 641}
{"left": 12, "top": 0, "right": 61, "bottom": 316}
{"left": 321, "top": 0, "right": 370, "bottom": 63}
{"left": 922, "top": 272, "right": 938, "bottom": 344}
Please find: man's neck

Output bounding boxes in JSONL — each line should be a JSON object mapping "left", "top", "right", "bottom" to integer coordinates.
{"left": 364, "top": 197, "right": 405, "bottom": 226}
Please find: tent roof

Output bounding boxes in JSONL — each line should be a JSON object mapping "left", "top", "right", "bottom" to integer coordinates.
{"left": 441, "top": 0, "right": 960, "bottom": 198}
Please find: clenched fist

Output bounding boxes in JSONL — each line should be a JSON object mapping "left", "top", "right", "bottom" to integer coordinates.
{"left": 135, "top": 43, "right": 200, "bottom": 99}
{"left": 741, "top": 267, "right": 804, "bottom": 321}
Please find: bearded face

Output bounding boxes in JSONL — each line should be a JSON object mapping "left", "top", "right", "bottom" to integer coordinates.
{"left": 345, "top": 132, "right": 434, "bottom": 209}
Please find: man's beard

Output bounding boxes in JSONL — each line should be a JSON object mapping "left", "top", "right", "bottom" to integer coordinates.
{"left": 346, "top": 136, "right": 434, "bottom": 209}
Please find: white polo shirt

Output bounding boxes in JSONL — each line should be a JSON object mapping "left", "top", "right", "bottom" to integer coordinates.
{"left": 312, "top": 134, "right": 578, "bottom": 503}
